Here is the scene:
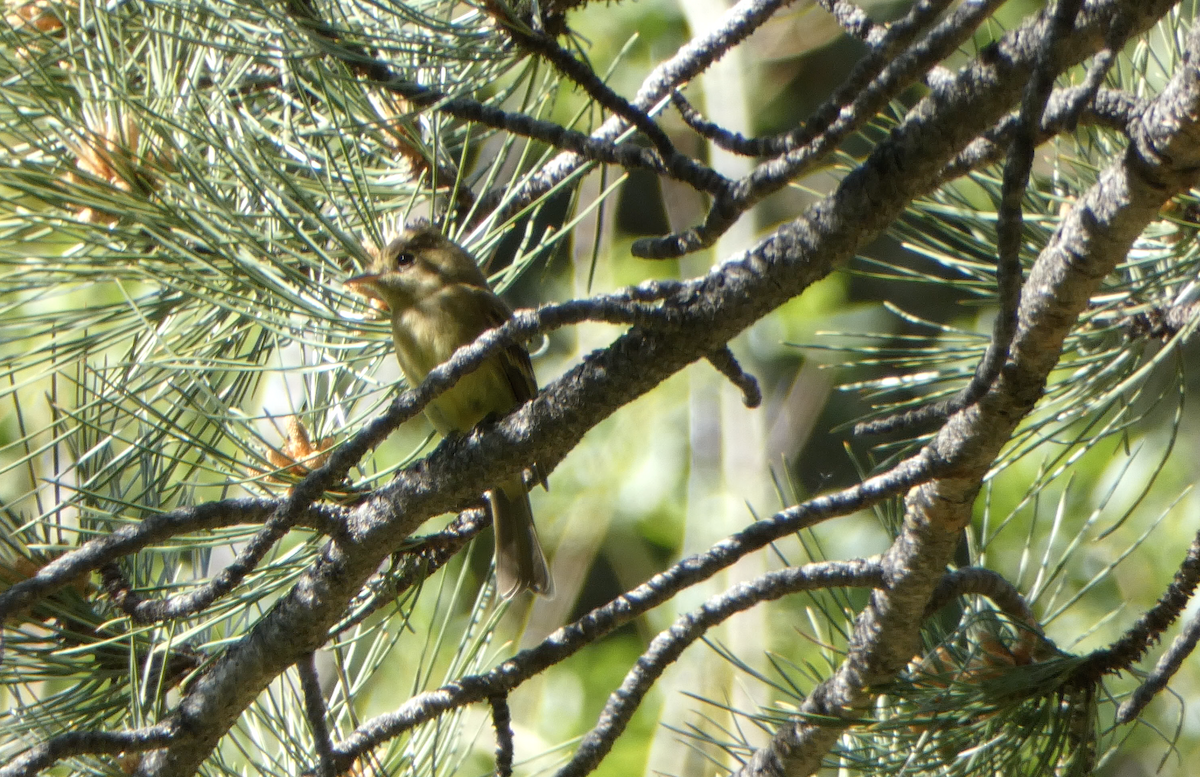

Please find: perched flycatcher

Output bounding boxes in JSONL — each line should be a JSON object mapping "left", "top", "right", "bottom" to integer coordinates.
{"left": 347, "top": 225, "right": 553, "bottom": 598}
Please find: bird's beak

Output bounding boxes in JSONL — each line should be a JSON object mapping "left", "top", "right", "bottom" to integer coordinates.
{"left": 345, "top": 272, "right": 382, "bottom": 299}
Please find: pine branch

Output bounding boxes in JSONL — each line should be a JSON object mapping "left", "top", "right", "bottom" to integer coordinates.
{"left": 0, "top": 499, "right": 342, "bottom": 622}
{"left": 635, "top": 0, "right": 1006, "bottom": 258}
{"left": 323, "top": 456, "right": 934, "bottom": 771}
{"left": 0, "top": 726, "right": 175, "bottom": 777}
{"left": 671, "top": 0, "right": 958, "bottom": 158}
{"left": 299, "top": 653, "right": 336, "bottom": 777}
{"left": 482, "top": 0, "right": 797, "bottom": 227}
{"left": 559, "top": 560, "right": 886, "bottom": 777}
{"left": 856, "top": 0, "right": 1099, "bottom": 435}
{"left": 1, "top": 0, "right": 1194, "bottom": 774}
{"left": 735, "top": 11, "right": 1200, "bottom": 776}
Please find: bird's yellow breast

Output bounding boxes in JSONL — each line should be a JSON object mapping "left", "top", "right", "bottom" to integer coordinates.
{"left": 424, "top": 359, "right": 518, "bottom": 435}
{"left": 389, "top": 293, "right": 517, "bottom": 436}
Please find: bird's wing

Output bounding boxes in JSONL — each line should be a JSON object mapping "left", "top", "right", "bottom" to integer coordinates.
{"left": 468, "top": 286, "right": 538, "bottom": 405}
{"left": 499, "top": 342, "right": 538, "bottom": 404}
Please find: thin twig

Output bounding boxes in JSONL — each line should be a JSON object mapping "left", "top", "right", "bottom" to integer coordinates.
{"left": 817, "top": 0, "right": 882, "bottom": 44}
{"left": 332, "top": 509, "right": 490, "bottom": 635}
{"left": 482, "top": 0, "right": 800, "bottom": 226}
{"left": 855, "top": 0, "right": 1091, "bottom": 436}
{"left": 0, "top": 499, "right": 342, "bottom": 623}
{"left": 325, "top": 450, "right": 940, "bottom": 769}
{"left": 635, "top": 0, "right": 1003, "bottom": 258}
{"left": 110, "top": 509, "right": 315, "bottom": 622}
{"left": 485, "top": 3, "right": 677, "bottom": 160}
{"left": 1076, "top": 529, "right": 1200, "bottom": 688}
{"left": 489, "top": 694, "right": 515, "bottom": 777}
{"left": 1115, "top": 608, "right": 1200, "bottom": 723}
{"left": 299, "top": 653, "right": 336, "bottom": 777}
{"left": 558, "top": 560, "right": 885, "bottom": 777}
{"left": 706, "top": 346, "right": 762, "bottom": 407}
{"left": 925, "top": 566, "right": 1041, "bottom": 631}
{"left": 1053, "top": 8, "right": 1132, "bottom": 130}
{"left": 941, "top": 87, "right": 1145, "bottom": 182}
{"left": 926, "top": 566, "right": 1050, "bottom": 662}
{"left": 0, "top": 725, "right": 175, "bottom": 777}
{"left": 674, "top": 0, "right": 959, "bottom": 159}
{"left": 671, "top": 90, "right": 759, "bottom": 158}
{"left": 283, "top": 0, "right": 727, "bottom": 196}
{"left": 958, "top": 0, "right": 1086, "bottom": 406}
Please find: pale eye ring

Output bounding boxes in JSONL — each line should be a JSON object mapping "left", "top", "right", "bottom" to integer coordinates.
{"left": 395, "top": 252, "right": 416, "bottom": 268}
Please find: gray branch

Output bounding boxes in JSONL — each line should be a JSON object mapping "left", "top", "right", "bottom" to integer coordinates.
{"left": 558, "top": 560, "right": 886, "bottom": 777}
{"left": 125, "top": 1, "right": 1191, "bottom": 773}
{"left": 325, "top": 454, "right": 934, "bottom": 770}
{"left": 735, "top": 9, "right": 1200, "bottom": 777}
{"left": 5, "top": 0, "right": 1194, "bottom": 774}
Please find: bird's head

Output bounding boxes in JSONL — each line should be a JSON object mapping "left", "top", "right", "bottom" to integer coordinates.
{"left": 345, "top": 225, "right": 488, "bottom": 311}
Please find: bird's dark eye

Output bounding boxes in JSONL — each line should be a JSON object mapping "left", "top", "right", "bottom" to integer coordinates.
{"left": 395, "top": 252, "right": 416, "bottom": 268}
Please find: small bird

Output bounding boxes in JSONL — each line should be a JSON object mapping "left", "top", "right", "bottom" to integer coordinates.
{"left": 347, "top": 225, "right": 553, "bottom": 598}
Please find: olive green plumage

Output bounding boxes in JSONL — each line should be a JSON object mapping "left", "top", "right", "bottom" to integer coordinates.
{"left": 349, "top": 226, "right": 552, "bottom": 598}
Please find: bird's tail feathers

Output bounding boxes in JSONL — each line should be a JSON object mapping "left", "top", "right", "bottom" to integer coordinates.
{"left": 489, "top": 477, "right": 553, "bottom": 599}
